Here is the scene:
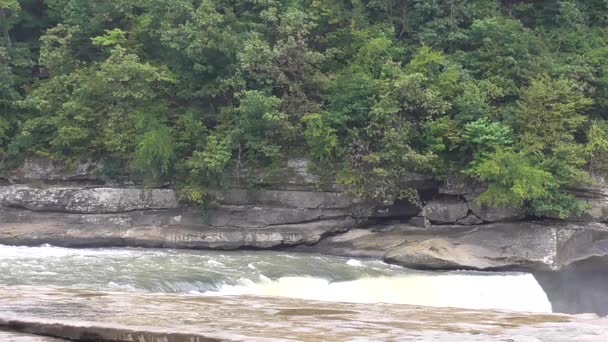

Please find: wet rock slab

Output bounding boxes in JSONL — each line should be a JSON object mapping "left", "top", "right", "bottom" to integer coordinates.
{"left": 0, "top": 286, "right": 607, "bottom": 341}
{"left": 0, "top": 330, "right": 67, "bottom": 341}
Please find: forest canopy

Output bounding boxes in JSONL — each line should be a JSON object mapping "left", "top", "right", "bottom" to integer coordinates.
{"left": 2, "top": 0, "right": 608, "bottom": 218}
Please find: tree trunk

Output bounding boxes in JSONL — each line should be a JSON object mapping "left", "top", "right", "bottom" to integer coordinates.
{"left": 0, "top": 9, "right": 11, "bottom": 48}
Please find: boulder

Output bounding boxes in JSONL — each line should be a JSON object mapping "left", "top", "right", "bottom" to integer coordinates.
{"left": 464, "top": 194, "right": 526, "bottom": 222}
{"left": 0, "top": 186, "right": 178, "bottom": 213}
{"left": 438, "top": 175, "right": 527, "bottom": 223}
{"left": 422, "top": 197, "right": 468, "bottom": 223}
{"left": 439, "top": 176, "right": 608, "bottom": 224}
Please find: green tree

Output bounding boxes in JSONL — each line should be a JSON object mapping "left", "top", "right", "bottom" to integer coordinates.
{"left": 513, "top": 77, "right": 591, "bottom": 152}
{"left": 457, "top": 17, "right": 546, "bottom": 97}
{"left": 16, "top": 45, "right": 174, "bottom": 179}
{"left": 586, "top": 121, "right": 608, "bottom": 176}
{"left": 469, "top": 148, "right": 588, "bottom": 219}
{"left": 462, "top": 118, "right": 513, "bottom": 163}
{"left": 470, "top": 149, "right": 554, "bottom": 208}
{"left": 233, "top": 90, "right": 293, "bottom": 162}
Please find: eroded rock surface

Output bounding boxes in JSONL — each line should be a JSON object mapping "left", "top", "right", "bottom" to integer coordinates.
{"left": 0, "top": 218, "right": 352, "bottom": 250}
{"left": 1, "top": 286, "right": 607, "bottom": 342}
{"left": 295, "top": 222, "right": 608, "bottom": 271}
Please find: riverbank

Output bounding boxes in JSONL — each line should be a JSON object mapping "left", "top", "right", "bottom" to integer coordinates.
{"left": 2, "top": 159, "right": 608, "bottom": 270}
{"left": 1, "top": 158, "right": 608, "bottom": 273}
{"left": 2, "top": 213, "right": 608, "bottom": 273}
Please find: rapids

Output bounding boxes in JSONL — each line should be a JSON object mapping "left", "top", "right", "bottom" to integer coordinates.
{"left": 0, "top": 244, "right": 552, "bottom": 313}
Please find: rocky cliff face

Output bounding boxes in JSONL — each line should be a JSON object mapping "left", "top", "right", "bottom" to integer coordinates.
{"left": 1, "top": 158, "right": 608, "bottom": 273}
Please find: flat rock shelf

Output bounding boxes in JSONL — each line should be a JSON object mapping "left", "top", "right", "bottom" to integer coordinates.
{"left": 1, "top": 286, "right": 607, "bottom": 342}
{"left": 0, "top": 331, "right": 68, "bottom": 341}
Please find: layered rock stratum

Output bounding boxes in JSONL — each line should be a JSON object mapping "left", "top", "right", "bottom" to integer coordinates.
{"left": 2, "top": 158, "right": 608, "bottom": 273}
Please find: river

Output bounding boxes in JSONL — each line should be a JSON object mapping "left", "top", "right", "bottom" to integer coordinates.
{"left": 0, "top": 244, "right": 552, "bottom": 312}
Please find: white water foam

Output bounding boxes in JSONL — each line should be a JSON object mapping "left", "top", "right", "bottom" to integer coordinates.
{"left": 205, "top": 274, "right": 552, "bottom": 313}
{"left": 0, "top": 244, "right": 138, "bottom": 258}
{"left": 346, "top": 259, "right": 364, "bottom": 267}
{"left": 0, "top": 244, "right": 552, "bottom": 313}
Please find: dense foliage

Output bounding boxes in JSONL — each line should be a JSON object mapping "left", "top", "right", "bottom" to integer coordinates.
{"left": 2, "top": 0, "right": 608, "bottom": 218}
